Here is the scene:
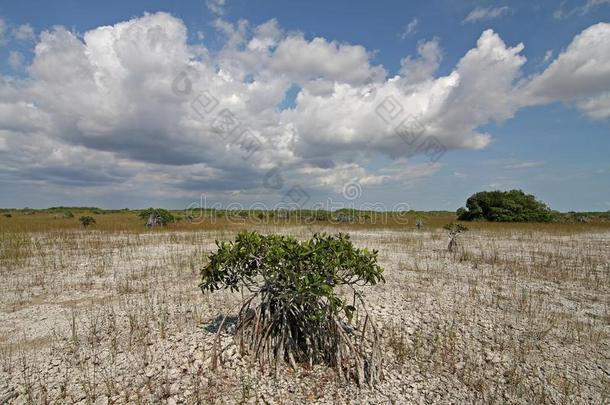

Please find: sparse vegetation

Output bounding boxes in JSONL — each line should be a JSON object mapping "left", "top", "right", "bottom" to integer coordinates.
{"left": 0, "top": 207, "right": 608, "bottom": 233}
{"left": 79, "top": 216, "right": 96, "bottom": 228}
{"left": 443, "top": 222, "right": 468, "bottom": 252}
{"left": 0, "top": 218, "right": 609, "bottom": 403}
{"left": 200, "top": 231, "right": 385, "bottom": 386}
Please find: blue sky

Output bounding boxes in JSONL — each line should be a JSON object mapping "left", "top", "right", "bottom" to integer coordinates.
{"left": 0, "top": 0, "right": 608, "bottom": 211}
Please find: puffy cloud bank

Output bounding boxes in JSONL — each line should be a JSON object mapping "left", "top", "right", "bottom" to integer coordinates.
{"left": 0, "top": 12, "right": 609, "bottom": 203}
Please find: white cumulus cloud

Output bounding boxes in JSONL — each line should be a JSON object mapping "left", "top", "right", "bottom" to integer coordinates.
{"left": 0, "top": 12, "right": 608, "bottom": 202}
{"left": 523, "top": 23, "right": 610, "bottom": 117}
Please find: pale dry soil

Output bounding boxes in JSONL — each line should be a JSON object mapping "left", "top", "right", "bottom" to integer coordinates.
{"left": 0, "top": 226, "right": 609, "bottom": 404}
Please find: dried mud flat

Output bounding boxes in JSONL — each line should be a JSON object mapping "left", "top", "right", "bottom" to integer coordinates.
{"left": 1, "top": 226, "right": 609, "bottom": 404}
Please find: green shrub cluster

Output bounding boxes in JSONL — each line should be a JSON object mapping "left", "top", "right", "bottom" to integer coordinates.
{"left": 138, "top": 208, "right": 177, "bottom": 226}
{"left": 200, "top": 231, "right": 385, "bottom": 385}
{"left": 457, "top": 190, "right": 556, "bottom": 222}
{"left": 79, "top": 216, "right": 96, "bottom": 227}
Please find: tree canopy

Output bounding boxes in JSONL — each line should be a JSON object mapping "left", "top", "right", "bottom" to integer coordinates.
{"left": 79, "top": 216, "right": 96, "bottom": 227}
{"left": 138, "top": 208, "right": 176, "bottom": 226}
{"left": 457, "top": 190, "right": 556, "bottom": 222}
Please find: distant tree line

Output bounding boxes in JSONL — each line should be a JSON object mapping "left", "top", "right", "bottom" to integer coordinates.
{"left": 1, "top": 201, "right": 608, "bottom": 225}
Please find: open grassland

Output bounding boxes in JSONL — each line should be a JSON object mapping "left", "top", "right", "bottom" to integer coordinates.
{"left": 2, "top": 209, "right": 610, "bottom": 233}
{"left": 0, "top": 216, "right": 609, "bottom": 403}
